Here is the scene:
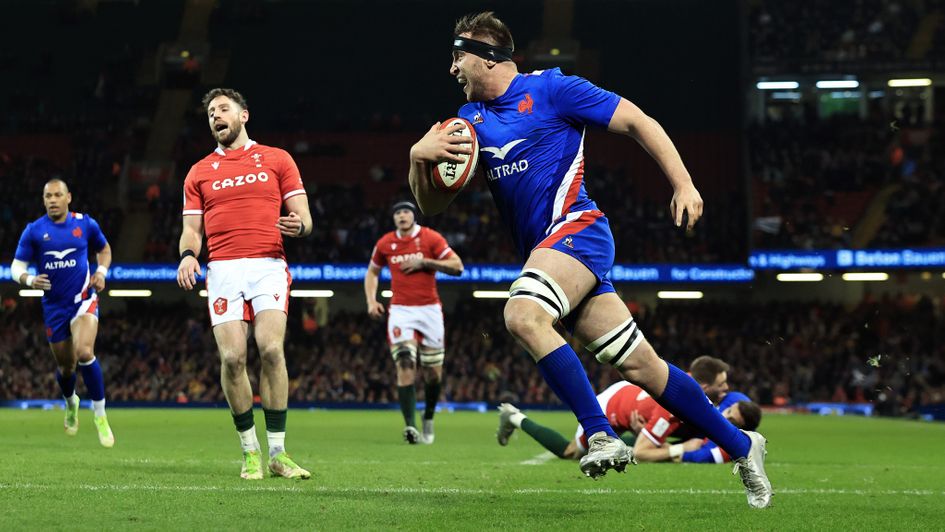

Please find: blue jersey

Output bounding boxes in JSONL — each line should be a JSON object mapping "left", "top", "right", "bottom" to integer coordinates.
{"left": 458, "top": 68, "right": 620, "bottom": 259}
{"left": 683, "top": 391, "right": 754, "bottom": 464}
{"left": 14, "top": 212, "right": 108, "bottom": 306}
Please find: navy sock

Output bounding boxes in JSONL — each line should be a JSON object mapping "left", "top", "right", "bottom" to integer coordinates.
{"left": 78, "top": 357, "right": 105, "bottom": 401}
{"left": 55, "top": 369, "right": 77, "bottom": 398}
{"left": 658, "top": 363, "right": 751, "bottom": 459}
{"left": 536, "top": 344, "right": 617, "bottom": 439}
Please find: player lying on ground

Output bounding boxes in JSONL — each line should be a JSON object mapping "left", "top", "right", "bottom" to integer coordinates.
{"left": 498, "top": 384, "right": 760, "bottom": 463}
{"left": 407, "top": 11, "right": 771, "bottom": 507}
{"left": 364, "top": 201, "right": 464, "bottom": 444}
{"left": 11, "top": 179, "right": 115, "bottom": 447}
{"left": 498, "top": 356, "right": 761, "bottom": 462}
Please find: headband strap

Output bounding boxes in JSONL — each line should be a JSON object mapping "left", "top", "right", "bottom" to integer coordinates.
{"left": 452, "top": 36, "right": 513, "bottom": 62}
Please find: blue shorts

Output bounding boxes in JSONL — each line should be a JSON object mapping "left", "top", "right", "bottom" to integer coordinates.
{"left": 43, "top": 290, "right": 99, "bottom": 343}
{"left": 535, "top": 208, "right": 616, "bottom": 299}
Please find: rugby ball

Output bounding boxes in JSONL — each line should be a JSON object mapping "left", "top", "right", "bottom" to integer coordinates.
{"left": 432, "top": 118, "right": 478, "bottom": 192}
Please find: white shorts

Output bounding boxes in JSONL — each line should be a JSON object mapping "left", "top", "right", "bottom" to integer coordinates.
{"left": 574, "top": 381, "right": 632, "bottom": 452}
{"left": 206, "top": 257, "right": 291, "bottom": 327}
{"left": 387, "top": 303, "right": 445, "bottom": 350}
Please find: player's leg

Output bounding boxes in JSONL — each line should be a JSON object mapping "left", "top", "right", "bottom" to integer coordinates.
{"left": 391, "top": 339, "right": 420, "bottom": 443}
{"left": 418, "top": 352, "right": 442, "bottom": 444}
{"left": 213, "top": 319, "right": 263, "bottom": 479}
{"left": 495, "top": 403, "right": 577, "bottom": 459}
{"left": 71, "top": 313, "right": 113, "bottom": 447}
{"left": 504, "top": 247, "right": 630, "bottom": 477}
{"left": 48, "top": 330, "right": 79, "bottom": 435}
{"left": 388, "top": 304, "right": 423, "bottom": 443}
{"left": 245, "top": 260, "right": 310, "bottom": 479}
{"left": 252, "top": 308, "right": 309, "bottom": 479}
{"left": 571, "top": 292, "right": 771, "bottom": 507}
{"left": 417, "top": 305, "right": 446, "bottom": 444}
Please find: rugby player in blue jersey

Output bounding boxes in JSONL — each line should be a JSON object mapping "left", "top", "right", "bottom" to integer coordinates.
{"left": 11, "top": 179, "right": 115, "bottom": 447}
{"left": 407, "top": 12, "right": 770, "bottom": 507}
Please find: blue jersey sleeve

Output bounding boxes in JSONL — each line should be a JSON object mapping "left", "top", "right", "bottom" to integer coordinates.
{"left": 14, "top": 224, "right": 34, "bottom": 262}
{"left": 682, "top": 442, "right": 723, "bottom": 464}
{"left": 86, "top": 216, "right": 108, "bottom": 252}
{"left": 550, "top": 69, "right": 621, "bottom": 129}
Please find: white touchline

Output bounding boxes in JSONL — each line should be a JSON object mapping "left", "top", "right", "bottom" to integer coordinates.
{"left": 1, "top": 483, "right": 942, "bottom": 497}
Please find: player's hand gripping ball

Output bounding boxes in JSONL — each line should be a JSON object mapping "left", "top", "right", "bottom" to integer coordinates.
{"left": 432, "top": 118, "right": 479, "bottom": 192}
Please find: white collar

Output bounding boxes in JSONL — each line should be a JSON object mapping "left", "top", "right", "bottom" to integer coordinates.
{"left": 215, "top": 139, "right": 256, "bottom": 156}
{"left": 397, "top": 224, "right": 421, "bottom": 239}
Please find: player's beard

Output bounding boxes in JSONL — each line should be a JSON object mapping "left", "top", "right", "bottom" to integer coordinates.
{"left": 214, "top": 120, "right": 243, "bottom": 147}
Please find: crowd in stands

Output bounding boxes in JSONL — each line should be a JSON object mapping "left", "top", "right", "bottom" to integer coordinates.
{"left": 2, "top": 294, "right": 941, "bottom": 418}
{"left": 749, "top": 0, "right": 929, "bottom": 65}
{"left": 748, "top": 108, "right": 944, "bottom": 250}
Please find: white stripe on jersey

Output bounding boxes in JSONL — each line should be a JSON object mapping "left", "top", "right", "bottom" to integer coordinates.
{"left": 551, "top": 128, "right": 586, "bottom": 223}
{"left": 545, "top": 210, "right": 586, "bottom": 237}
{"left": 710, "top": 446, "right": 725, "bottom": 463}
{"left": 73, "top": 269, "right": 90, "bottom": 304}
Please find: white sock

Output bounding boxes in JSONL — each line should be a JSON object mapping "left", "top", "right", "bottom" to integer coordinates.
{"left": 65, "top": 393, "right": 78, "bottom": 406}
{"left": 267, "top": 431, "right": 286, "bottom": 458}
{"left": 92, "top": 399, "right": 106, "bottom": 417}
{"left": 238, "top": 426, "right": 260, "bottom": 452}
{"left": 509, "top": 412, "right": 527, "bottom": 428}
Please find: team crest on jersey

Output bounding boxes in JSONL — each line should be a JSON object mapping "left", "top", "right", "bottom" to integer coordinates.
{"left": 563, "top": 236, "right": 574, "bottom": 249}
{"left": 518, "top": 93, "right": 534, "bottom": 114}
{"left": 391, "top": 243, "right": 397, "bottom": 250}
{"left": 251, "top": 153, "right": 263, "bottom": 167}
{"left": 472, "top": 112, "right": 484, "bottom": 125}
{"left": 211, "top": 161, "right": 220, "bottom": 170}
{"left": 72, "top": 226, "right": 83, "bottom": 238}
{"left": 213, "top": 297, "right": 228, "bottom": 315}
{"left": 274, "top": 294, "right": 280, "bottom": 301}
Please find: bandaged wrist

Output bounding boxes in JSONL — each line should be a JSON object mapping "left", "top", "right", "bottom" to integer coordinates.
{"left": 96, "top": 265, "right": 109, "bottom": 277}
{"left": 25, "top": 274, "right": 36, "bottom": 287}
{"left": 669, "top": 443, "right": 685, "bottom": 461}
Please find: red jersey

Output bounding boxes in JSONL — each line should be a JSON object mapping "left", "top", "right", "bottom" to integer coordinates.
{"left": 605, "top": 382, "right": 681, "bottom": 446}
{"left": 370, "top": 225, "right": 453, "bottom": 306}
{"left": 182, "top": 140, "right": 306, "bottom": 261}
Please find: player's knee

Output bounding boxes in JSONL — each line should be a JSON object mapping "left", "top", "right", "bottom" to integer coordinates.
{"left": 392, "top": 343, "right": 417, "bottom": 371}
{"left": 507, "top": 268, "right": 571, "bottom": 327}
{"left": 616, "top": 340, "right": 660, "bottom": 382}
{"left": 503, "top": 300, "right": 551, "bottom": 341}
{"left": 74, "top": 346, "right": 94, "bottom": 363}
{"left": 257, "top": 341, "right": 285, "bottom": 367}
{"left": 419, "top": 349, "right": 445, "bottom": 371}
{"left": 219, "top": 349, "right": 247, "bottom": 375}
{"left": 587, "top": 317, "right": 647, "bottom": 369}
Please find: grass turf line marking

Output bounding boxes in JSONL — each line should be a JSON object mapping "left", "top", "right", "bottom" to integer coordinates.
{"left": 2, "top": 483, "right": 942, "bottom": 497}
{"left": 519, "top": 452, "right": 557, "bottom": 465}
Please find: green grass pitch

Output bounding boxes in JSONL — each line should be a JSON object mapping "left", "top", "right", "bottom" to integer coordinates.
{"left": 1, "top": 408, "right": 943, "bottom": 530}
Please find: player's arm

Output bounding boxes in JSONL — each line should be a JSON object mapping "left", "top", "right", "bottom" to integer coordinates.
{"left": 607, "top": 98, "right": 703, "bottom": 230}
{"left": 633, "top": 431, "right": 702, "bottom": 463}
{"left": 90, "top": 242, "right": 112, "bottom": 291}
{"left": 681, "top": 440, "right": 727, "bottom": 464}
{"left": 177, "top": 215, "right": 204, "bottom": 290}
{"left": 10, "top": 259, "right": 50, "bottom": 290}
{"left": 408, "top": 122, "right": 472, "bottom": 215}
{"left": 277, "top": 194, "right": 313, "bottom": 238}
{"left": 363, "top": 263, "right": 385, "bottom": 319}
{"left": 402, "top": 252, "right": 464, "bottom": 276}
{"left": 12, "top": 225, "right": 50, "bottom": 290}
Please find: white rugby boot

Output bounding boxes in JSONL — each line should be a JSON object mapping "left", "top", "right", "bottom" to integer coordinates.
{"left": 579, "top": 431, "right": 634, "bottom": 479}
{"left": 732, "top": 430, "right": 773, "bottom": 508}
